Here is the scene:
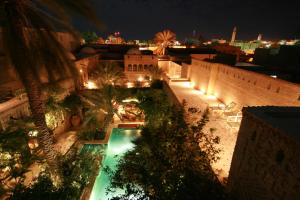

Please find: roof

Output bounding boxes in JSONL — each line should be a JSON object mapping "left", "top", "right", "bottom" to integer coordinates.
{"left": 126, "top": 48, "right": 141, "bottom": 55}
{"left": 244, "top": 106, "right": 300, "bottom": 142}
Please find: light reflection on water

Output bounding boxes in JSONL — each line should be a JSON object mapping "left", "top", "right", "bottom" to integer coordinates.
{"left": 89, "top": 128, "right": 140, "bottom": 200}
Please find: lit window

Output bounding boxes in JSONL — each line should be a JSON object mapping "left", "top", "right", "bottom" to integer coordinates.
{"left": 138, "top": 64, "right": 143, "bottom": 71}
{"left": 128, "top": 64, "right": 132, "bottom": 71}
{"left": 133, "top": 64, "right": 137, "bottom": 71}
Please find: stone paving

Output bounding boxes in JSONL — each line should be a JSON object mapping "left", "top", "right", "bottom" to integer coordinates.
{"left": 168, "top": 81, "right": 239, "bottom": 180}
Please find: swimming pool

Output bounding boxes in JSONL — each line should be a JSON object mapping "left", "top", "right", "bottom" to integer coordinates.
{"left": 89, "top": 128, "right": 140, "bottom": 200}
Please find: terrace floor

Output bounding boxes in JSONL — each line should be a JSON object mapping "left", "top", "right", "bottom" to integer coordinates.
{"left": 168, "top": 81, "right": 239, "bottom": 181}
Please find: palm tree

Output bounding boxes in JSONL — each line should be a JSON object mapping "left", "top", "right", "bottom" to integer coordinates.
{"left": 154, "top": 30, "right": 176, "bottom": 55}
{"left": 81, "top": 85, "right": 120, "bottom": 135}
{"left": 0, "top": 0, "right": 99, "bottom": 184}
{"left": 90, "top": 61, "right": 125, "bottom": 87}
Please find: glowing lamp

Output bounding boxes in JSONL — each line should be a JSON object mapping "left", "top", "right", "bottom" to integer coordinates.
{"left": 86, "top": 81, "right": 97, "bottom": 89}
{"left": 137, "top": 77, "right": 144, "bottom": 82}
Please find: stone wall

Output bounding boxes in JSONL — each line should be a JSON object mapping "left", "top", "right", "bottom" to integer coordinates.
{"left": 187, "top": 58, "right": 300, "bottom": 109}
{"left": 228, "top": 109, "right": 300, "bottom": 200}
{"left": 158, "top": 60, "right": 184, "bottom": 79}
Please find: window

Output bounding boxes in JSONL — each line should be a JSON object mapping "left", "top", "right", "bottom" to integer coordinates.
{"left": 298, "top": 95, "right": 300, "bottom": 101}
{"left": 138, "top": 64, "right": 143, "bottom": 71}
{"left": 253, "top": 81, "right": 257, "bottom": 85}
{"left": 133, "top": 64, "right": 137, "bottom": 71}
{"left": 128, "top": 64, "right": 132, "bottom": 71}
{"left": 267, "top": 84, "right": 271, "bottom": 90}
{"left": 149, "top": 64, "right": 153, "bottom": 69}
{"left": 144, "top": 65, "right": 148, "bottom": 70}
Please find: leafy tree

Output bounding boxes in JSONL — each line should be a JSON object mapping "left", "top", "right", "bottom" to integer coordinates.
{"left": 80, "top": 85, "right": 121, "bottom": 139}
{"left": 0, "top": 127, "right": 40, "bottom": 194}
{"left": 107, "top": 90, "right": 229, "bottom": 200}
{"left": 89, "top": 61, "right": 125, "bottom": 87}
{"left": 0, "top": 0, "right": 99, "bottom": 183}
{"left": 9, "top": 150, "right": 100, "bottom": 200}
{"left": 81, "top": 31, "right": 99, "bottom": 43}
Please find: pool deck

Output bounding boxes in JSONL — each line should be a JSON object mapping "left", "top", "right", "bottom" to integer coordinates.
{"left": 168, "top": 81, "right": 239, "bottom": 181}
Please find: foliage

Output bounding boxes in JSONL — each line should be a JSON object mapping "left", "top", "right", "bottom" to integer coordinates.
{"left": 150, "top": 80, "right": 164, "bottom": 89}
{"left": 80, "top": 85, "right": 119, "bottom": 139}
{"left": 154, "top": 30, "right": 176, "bottom": 55}
{"left": 107, "top": 89, "right": 229, "bottom": 200}
{"left": 0, "top": 128, "right": 40, "bottom": 192}
{"left": 0, "top": 0, "right": 100, "bottom": 183}
{"left": 9, "top": 150, "right": 100, "bottom": 200}
{"left": 81, "top": 31, "right": 99, "bottom": 43}
{"left": 62, "top": 93, "right": 83, "bottom": 118}
{"left": 135, "top": 89, "right": 172, "bottom": 128}
{"left": 90, "top": 61, "right": 125, "bottom": 87}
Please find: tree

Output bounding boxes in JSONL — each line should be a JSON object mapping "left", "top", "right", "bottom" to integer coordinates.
{"left": 9, "top": 150, "right": 100, "bottom": 200}
{"left": 154, "top": 30, "right": 176, "bottom": 55}
{"left": 80, "top": 85, "right": 121, "bottom": 138}
{"left": 0, "top": 125, "right": 40, "bottom": 195}
{"left": 0, "top": 0, "right": 99, "bottom": 184}
{"left": 90, "top": 61, "right": 125, "bottom": 87}
{"left": 107, "top": 89, "right": 228, "bottom": 200}
{"left": 81, "top": 31, "right": 99, "bottom": 43}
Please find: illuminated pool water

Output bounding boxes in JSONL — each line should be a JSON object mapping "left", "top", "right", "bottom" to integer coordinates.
{"left": 89, "top": 128, "right": 140, "bottom": 200}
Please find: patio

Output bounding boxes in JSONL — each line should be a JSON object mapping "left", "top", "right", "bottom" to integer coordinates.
{"left": 168, "top": 81, "right": 240, "bottom": 181}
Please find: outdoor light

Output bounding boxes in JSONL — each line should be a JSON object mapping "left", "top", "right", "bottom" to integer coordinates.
{"left": 86, "top": 81, "right": 98, "bottom": 89}
{"left": 270, "top": 75, "right": 277, "bottom": 78}
{"left": 127, "top": 82, "right": 134, "bottom": 88}
{"left": 207, "top": 95, "right": 217, "bottom": 100}
{"left": 137, "top": 77, "right": 144, "bottom": 82}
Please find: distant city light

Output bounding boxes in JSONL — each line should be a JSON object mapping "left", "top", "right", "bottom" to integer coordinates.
{"left": 270, "top": 75, "right": 277, "bottom": 78}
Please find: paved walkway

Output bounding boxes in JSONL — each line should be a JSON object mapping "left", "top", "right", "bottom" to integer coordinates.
{"left": 168, "top": 81, "right": 239, "bottom": 180}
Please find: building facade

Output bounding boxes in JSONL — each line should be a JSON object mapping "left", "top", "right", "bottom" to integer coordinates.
{"left": 183, "top": 57, "right": 300, "bottom": 109}
{"left": 228, "top": 106, "right": 300, "bottom": 200}
{"left": 124, "top": 48, "right": 158, "bottom": 82}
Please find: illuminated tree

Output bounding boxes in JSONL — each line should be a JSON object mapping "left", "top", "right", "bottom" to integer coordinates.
{"left": 0, "top": 0, "right": 99, "bottom": 184}
{"left": 90, "top": 61, "right": 125, "bottom": 87}
{"left": 154, "top": 30, "right": 176, "bottom": 55}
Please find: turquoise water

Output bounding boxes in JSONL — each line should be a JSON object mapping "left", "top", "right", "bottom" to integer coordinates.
{"left": 89, "top": 128, "right": 140, "bottom": 200}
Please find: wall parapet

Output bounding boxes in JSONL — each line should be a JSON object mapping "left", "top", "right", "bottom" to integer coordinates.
{"left": 187, "top": 60, "right": 300, "bottom": 108}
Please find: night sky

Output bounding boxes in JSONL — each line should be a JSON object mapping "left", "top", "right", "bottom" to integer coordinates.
{"left": 74, "top": 0, "right": 300, "bottom": 41}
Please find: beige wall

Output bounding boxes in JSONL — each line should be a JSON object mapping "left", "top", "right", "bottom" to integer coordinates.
{"left": 158, "top": 60, "right": 183, "bottom": 79}
{"left": 124, "top": 54, "right": 158, "bottom": 81}
{"left": 187, "top": 59, "right": 300, "bottom": 109}
{"left": 228, "top": 109, "right": 300, "bottom": 200}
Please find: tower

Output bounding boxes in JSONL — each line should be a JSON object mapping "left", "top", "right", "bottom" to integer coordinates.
{"left": 230, "top": 26, "right": 237, "bottom": 44}
{"left": 257, "top": 34, "right": 262, "bottom": 41}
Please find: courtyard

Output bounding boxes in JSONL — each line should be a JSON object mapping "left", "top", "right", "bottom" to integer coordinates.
{"left": 168, "top": 81, "right": 239, "bottom": 180}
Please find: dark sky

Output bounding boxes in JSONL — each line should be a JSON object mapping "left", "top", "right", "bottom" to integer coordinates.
{"left": 74, "top": 0, "right": 300, "bottom": 41}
